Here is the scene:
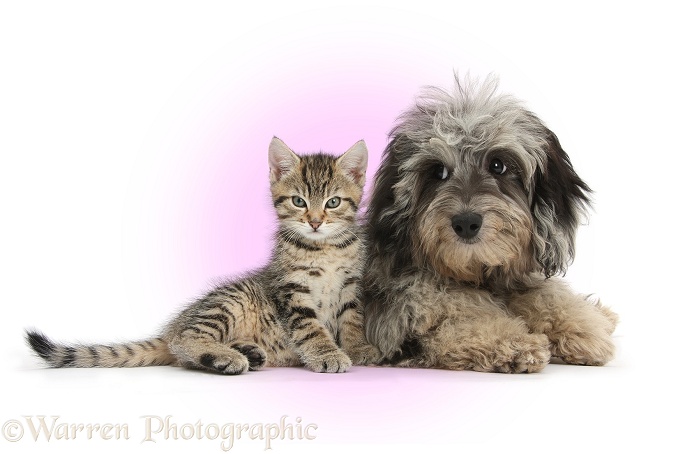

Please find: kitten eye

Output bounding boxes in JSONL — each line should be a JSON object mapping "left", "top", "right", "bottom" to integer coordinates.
{"left": 489, "top": 158, "right": 507, "bottom": 175}
{"left": 433, "top": 164, "right": 449, "bottom": 180}
{"left": 291, "top": 196, "right": 306, "bottom": 207}
{"left": 325, "top": 197, "right": 341, "bottom": 209}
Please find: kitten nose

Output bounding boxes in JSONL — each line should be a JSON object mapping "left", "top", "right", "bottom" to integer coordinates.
{"left": 309, "top": 220, "right": 323, "bottom": 230}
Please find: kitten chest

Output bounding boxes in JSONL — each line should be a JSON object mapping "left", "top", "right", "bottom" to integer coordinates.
{"left": 308, "top": 249, "right": 361, "bottom": 325}
{"left": 286, "top": 246, "right": 362, "bottom": 323}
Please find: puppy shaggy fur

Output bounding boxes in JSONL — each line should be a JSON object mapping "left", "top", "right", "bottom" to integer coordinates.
{"left": 363, "top": 75, "right": 618, "bottom": 373}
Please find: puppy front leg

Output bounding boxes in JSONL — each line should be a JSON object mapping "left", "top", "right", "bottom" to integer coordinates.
{"left": 365, "top": 278, "right": 551, "bottom": 373}
{"left": 508, "top": 278, "right": 618, "bottom": 365}
{"left": 420, "top": 288, "right": 552, "bottom": 373}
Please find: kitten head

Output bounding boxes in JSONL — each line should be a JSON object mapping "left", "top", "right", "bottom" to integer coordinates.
{"left": 268, "top": 137, "right": 368, "bottom": 242}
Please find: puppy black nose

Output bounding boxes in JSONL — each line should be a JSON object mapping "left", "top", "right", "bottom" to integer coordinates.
{"left": 452, "top": 213, "right": 483, "bottom": 239}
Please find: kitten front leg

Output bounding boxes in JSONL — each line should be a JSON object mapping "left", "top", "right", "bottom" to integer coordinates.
{"left": 165, "top": 280, "right": 268, "bottom": 374}
{"left": 279, "top": 299, "right": 352, "bottom": 373}
{"left": 337, "top": 301, "right": 383, "bottom": 365}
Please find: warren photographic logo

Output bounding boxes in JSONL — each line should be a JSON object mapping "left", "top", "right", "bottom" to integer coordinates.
{"left": 2, "top": 415, "right": 318, "bottom": 451}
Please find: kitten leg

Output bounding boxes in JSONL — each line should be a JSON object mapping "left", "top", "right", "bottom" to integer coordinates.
{"left": 166, "top": 280, "right": 267, "bottom": 374}
{"left": 169, "top": 334, "right": 249, "bottom": 375}
{"left": 225, "top": 341, "right": 267, "bottom": 371}
{"left": 276, "top": 295, "right": 352, "bottom": 373}
{"left": 337, "top": 301, "right": 383, "bottom": 365}
{"left": 292, "top": 315, "right": 352, "bottom": 373}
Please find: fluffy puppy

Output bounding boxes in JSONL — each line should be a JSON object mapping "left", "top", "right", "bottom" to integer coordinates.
{"left": 363, "top": 75, "right": 618, "bottom": 373}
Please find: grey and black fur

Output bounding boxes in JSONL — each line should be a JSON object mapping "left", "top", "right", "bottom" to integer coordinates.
{"left": 364, "top": 74, "right": 618, "bottom": 373}
{"left": 26, "top": 137, "right": 381, "bottom": 374}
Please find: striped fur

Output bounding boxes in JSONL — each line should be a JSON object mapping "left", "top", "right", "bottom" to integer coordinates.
{"left": 25, "top": 333, "right": 174, "bottom": 368}
{"left": 26, "top": 137, "right": 381, "bottom": 374}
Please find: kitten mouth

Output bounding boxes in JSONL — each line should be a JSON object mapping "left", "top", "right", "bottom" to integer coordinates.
{"left": 304, "top": 229, "right": 331, "bottom": 240}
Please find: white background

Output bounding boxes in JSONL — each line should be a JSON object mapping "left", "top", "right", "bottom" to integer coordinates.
{"left": 1, "top": 1, "right": 674, "bottom": 453}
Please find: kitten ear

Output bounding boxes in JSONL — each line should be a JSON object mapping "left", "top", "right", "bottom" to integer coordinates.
{"left": 268, "top": 137, "right": 300, "bottom": 182}
{"left": 337, "top": 140, "right": 368, "bottom": 186}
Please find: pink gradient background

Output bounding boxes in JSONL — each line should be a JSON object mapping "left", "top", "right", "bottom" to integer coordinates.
{"left": 120, "top": 21, "right": 524, "bottom": 312}
{"left": 5, "top": 2, "right": 668, "bottom": 451}
{"left": 114, "top": 25, "right": 529, "bottom": 437}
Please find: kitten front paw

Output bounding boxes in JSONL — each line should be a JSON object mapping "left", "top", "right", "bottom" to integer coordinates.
{"left": 199, "top": 351, "right": 249, "bottom": 375}
{"left": 230, "top": 343, "right": 267, "bottom": 371}
{"left": 305, "top": 350, "right": 352, "bottom": 373}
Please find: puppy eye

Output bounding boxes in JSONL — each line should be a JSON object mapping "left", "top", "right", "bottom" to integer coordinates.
{"left": 325, "top": 197, "right": 341, "bottom": 209}
{"left": 292, "top": 196, "right": 307, "bottom": 207}
{"left": 489, "top": 158, "right": 507, "bottom": 175}
{"left": 433, "top": 164, "right": 449, "bottom": 180}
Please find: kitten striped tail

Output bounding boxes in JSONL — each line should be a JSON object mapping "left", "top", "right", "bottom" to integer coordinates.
{"left": 25, "top": 330, "right": 176, "bottom": 368}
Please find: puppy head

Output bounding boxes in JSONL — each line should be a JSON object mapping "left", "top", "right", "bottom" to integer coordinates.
{"left": 367, "top": 75, "right": 591, "bottom": 284}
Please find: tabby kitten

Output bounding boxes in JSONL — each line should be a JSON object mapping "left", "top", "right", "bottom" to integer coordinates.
{"left": 26, "top": 137, "right": 381, "bottom": 374}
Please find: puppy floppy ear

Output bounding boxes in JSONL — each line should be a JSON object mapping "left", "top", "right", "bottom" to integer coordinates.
{"left": 531, "top": 129, "right": 592, "bottom": 277}
{"left": 366, "top": 133, "right": 418, "bottom": 269}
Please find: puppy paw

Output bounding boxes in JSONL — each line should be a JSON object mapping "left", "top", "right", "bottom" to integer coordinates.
{"left": 489, "top": 333, "right": 551, "bottom": 373}
{"left": 305, "top": 350, "right": 352, "bottom": 373}
{"left": 595, "top": 302, "right": 619, "bottom": 335}
{"left": 551, "top": 330, "right": 615, "bottom": 366}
